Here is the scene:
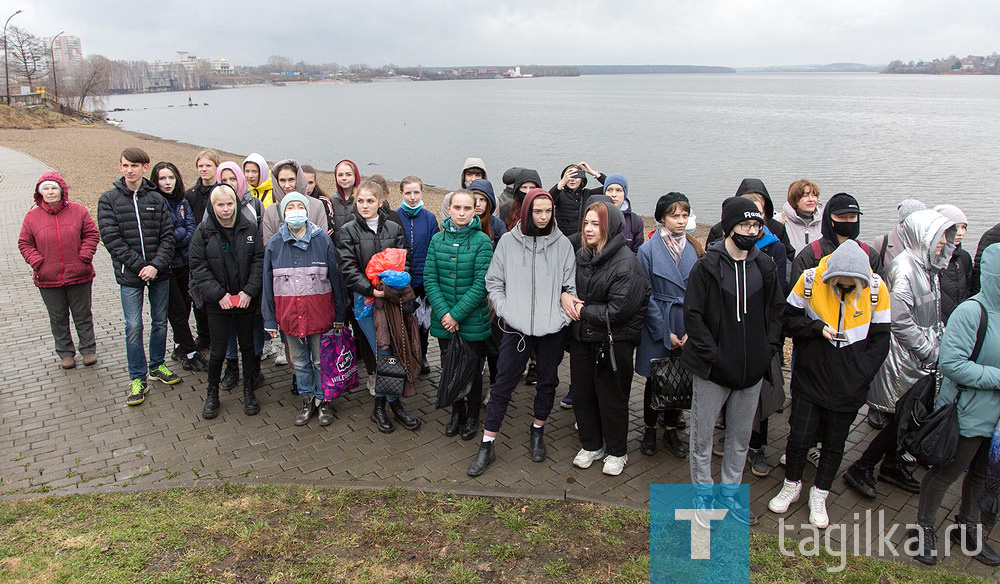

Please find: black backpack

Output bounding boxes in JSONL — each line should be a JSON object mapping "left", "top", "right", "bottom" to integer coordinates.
{"left": 896, "top": 300, "right": 989, "bottom": 467}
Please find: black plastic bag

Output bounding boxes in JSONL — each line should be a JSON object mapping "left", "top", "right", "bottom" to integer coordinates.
{"left": 435, "top": 335, "right": 478, "bottom": 409}
{"left": 649, "top": 356, "right": 692, "bottom": 411}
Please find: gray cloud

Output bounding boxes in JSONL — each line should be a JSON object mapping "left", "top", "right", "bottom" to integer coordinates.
{"left": 9, "top": 0, "right": 1000, "bottom": 67}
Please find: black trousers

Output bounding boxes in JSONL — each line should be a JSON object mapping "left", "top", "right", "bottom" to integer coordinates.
{"left": 784, "top": 396, "right": 858, "bottom": 490}
{"left": 570, "top": 339, "right": 635, "bottom": 457}
{"left": 438, "top": 337, "right": 486, "bottom": 414}
{"left": 917, "top": 435, "right": 990, "bottom": 526}
{"left": 484, "top": 329, "right": 565, "bottom": 434}
{"left": 642, "top": 377, "right": 684, "bottom": 429}
{"left": 193, "top": 304, "right": 210, "bottom": 344}
{"left": 856, "top": 411, "right": 904, "bottom": 469}
{"left": 205, "top": 305, "right": 258, "bottom": 386}
{"left": 166, "top": 265, "right": 197, "bottom": 355}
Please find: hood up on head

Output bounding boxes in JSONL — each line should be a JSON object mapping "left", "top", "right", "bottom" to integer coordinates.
{"left": 467, "top": 179, "right": 496, "bottom": 213}
{"left": 34, "top": 171, "right": 70, "bottom": 214}
{"left": 979, "top": 245, "right": 1000, "bottom": 307}
{"left": 579, "top": 199, "right": 626, "bottom": 263}
{"left": 242, "top": 153, "right": 271, "bottom": 187}
{"left": 820, "top": 193, "right": 863, "bottom": 243}
{"left": 270, "top": 159, "right": 308, "bottom": 203}
{"left": 519, "top": 188, "right": 554, "bottom": 236}
{"left": 208, "top": 183, "right": 242, "bottom": 229}
{"left": 216, "top": 162, "right": 248, "bottom": 198}
{"left": 560, "top": 163, "right": 588, "bottom": 190}
{"left": 899, "top": 209, "right": 956, "bottom": 271}
{"left": 735, "top": 178, "right": 774, "bottom": 221}
{"left": 822, "top": 239, "right": 872, "bottom": 287}
{"left": 334, "top": 159, "right": 360, "bottom": 200}
{"left": 461, "top": 157, "right": 487, "bottom": 186}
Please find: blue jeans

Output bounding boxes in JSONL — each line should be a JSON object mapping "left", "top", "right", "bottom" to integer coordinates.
{"left": 286, "top": 333, "right": 323, "bottom": 400}
{"left": 354, "top": 292, "right": 396, "bottom": 401}
{"left": 226, "top": 313, "right": 265, "bottom": 360}
{"left": 120, "top": 280, "right": 169, "bottom": 380}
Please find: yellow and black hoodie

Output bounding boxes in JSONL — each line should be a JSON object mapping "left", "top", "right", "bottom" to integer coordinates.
{"left": 785, "top": 239, "right": 891, "bottom": 412}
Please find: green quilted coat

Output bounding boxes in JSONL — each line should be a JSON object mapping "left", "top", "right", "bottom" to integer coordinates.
{"left": 424, "top": 216, "right": 494, "bottom": 341}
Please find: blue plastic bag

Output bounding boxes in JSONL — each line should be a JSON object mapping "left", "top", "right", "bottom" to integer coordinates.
{"left": 380, "top": 270, "right": 411, "bottom": 290}
{"left": 354, "top": 294, "right": 374, "bottom": 319}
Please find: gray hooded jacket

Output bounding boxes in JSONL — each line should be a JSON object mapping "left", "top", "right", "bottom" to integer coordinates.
{"left": 261, "top": 159, "right": 329, "bottom": 242}
{"left": 868, "top": 209, "right": 956, "bottom": 413}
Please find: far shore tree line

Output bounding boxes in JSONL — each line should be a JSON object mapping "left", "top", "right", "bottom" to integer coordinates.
{"left": 883, "top": 53, "right": 1000, "bottom": 74}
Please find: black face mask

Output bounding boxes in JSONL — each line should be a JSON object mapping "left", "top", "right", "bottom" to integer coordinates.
{"left": 730, "top": 232, "right": 759, "bottom": 251}
{"left": 836, "top": 283, "right": 856, "bottom": 296}
{"left": 832, "top": 219, "right": 860, "bottom": 239}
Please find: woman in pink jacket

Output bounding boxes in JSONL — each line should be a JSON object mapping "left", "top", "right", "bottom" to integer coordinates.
{"left": 18, "top": 171, "right": 100, "bottom": 369}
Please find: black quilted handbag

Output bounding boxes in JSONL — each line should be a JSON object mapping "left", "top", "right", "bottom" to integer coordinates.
{"left": 375, "top": 354, "right": 406, "bottom": 398}
{"left": 649, "top": 356, "right": 693, "bottom": 411}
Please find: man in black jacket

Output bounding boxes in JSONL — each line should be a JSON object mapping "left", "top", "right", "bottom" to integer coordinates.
{"left": 97, "top": 148, "right": 180, "bottom": 406}
{"left": 683, "top": 197, "right": 785, "bottom": 529}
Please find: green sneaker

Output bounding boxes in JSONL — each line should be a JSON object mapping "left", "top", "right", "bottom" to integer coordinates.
{"left": 148, "top": 363, "right": 181, "bottom": 385}
{"left": 126, "top": 378, "right": 147, "bottom": 406}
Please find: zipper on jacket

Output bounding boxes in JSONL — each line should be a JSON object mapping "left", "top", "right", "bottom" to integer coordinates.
{"left": 132, "top": 190, "right": 147, "bottom": 261}
{"left": 530, "top": 238, "right": 537, "bottom": 334}
{"left": 54, "top": 212, "right": 66, "bottom": 286}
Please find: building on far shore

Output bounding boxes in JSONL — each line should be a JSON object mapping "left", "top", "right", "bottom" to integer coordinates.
{"left": 43, "top": 35, "right": 83, "bottom": 68}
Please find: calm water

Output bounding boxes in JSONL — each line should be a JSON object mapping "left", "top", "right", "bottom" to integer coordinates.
{"left": 107, "top": 74, "right": 1000, "bottom": 243}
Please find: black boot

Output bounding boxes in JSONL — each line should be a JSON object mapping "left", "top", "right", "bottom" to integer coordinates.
{"left": 290, "top": 373, "right": 298, "bottom": 396}
{"left": 420, "top": 358, "right": 431, "bottom": 375}
{"left": 951, "top": 516, "right": 1000, "bottom": 566}
{"left": 371, "top": 397, "right": 395, "bottom": 433}
{"left": 467, "top": 441, "right": 496, "bottom": 476}
{"left": 389, "top": 399, "right": 422, "bottom": 431}
{"left": 908, "top": 524, "right": 938, "bottom": 566}
{"left": 201, "top": 385, "right": 220, "bottom": 419}
{"left": 529, "top": 425, "right": 546, "bottom": 462}
{"left": 663, "top": 428, "right": 689, "bottom": 458}
{"left": 242, "top": 377, "right": 260, "bottom": 416}
{"left": 220, "top": 358, "right": 239, "bottom": 390}
{"left": 640, "top": 427, "right": 657, "bottom": 456}
{"left": 460, "top": 409, "right": 480, "bottom": 441}
{"left": 843, "top": 463, "right": 878, "bottom": 498}
{"left": 445, "top": 400, "right": 466, "bottom": 437}
{"left": 878, "top": 461, "right": 920, "bottom": 494}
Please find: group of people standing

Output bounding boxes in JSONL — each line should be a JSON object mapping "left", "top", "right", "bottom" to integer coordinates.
{"left": 18, "top": 150, "right": 1000, "bottom": 567}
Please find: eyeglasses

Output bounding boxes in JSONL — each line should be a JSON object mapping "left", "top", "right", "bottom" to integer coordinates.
{"left": 734, "top": 221, "right": 762, "bottom": 234}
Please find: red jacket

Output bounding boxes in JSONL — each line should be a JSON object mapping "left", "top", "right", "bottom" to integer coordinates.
{"left": 18, "top": 171, "right": 100, "bottom": 288}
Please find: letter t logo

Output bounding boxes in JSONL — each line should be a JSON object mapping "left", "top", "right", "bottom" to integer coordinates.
{"left": 675, "top": 509, "right": 729, "bottom": 559}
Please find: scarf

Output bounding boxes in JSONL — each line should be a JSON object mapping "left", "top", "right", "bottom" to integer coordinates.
{"left": 661, "top": 228, "right": 687, "bottom": 265}
{"left": 400, "top": 201, "right": 424, "bottom": 217}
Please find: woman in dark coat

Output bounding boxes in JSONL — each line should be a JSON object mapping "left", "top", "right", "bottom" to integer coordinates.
{"left": 189, "top": 184, "right": 264, "bottom": 420}
{"left": 566, "top": 200, "right": 651, "bottom": 476}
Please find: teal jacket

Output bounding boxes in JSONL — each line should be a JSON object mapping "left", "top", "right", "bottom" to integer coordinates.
{"left": 937, "top": 244, "right": 1000, "bottom": 438}
{"left": 424, "top": 216, "right": 494, "bottom": 341}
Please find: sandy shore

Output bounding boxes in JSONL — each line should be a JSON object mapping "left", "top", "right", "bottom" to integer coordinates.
{"left": 0, "top": 124, "right": 710, "bottom": 239}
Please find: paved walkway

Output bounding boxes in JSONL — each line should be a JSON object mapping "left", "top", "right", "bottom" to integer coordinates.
{"left": 0, "top": 145, "right": 995, "bottom": 580}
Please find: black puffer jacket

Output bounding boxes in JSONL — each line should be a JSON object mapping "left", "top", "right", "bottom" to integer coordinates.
{"left": 331, "top": 195, "right": 355, "bottom": 234}
{"left": 184, "top": 178, "right": 216, "bottom": 226}
{"left": 335, "top": 209, "right": 410, "bottom": 297}
{"left": 97, "top": 177, "right": 175, "bottom": 288}
{"left": 188, "top": 197, "right": 263, "bottom": 305}
{"left": 549, "top": 165, "right": 606, "bottom": 237}
{"left": 971, "top": 223, "right": 1000, "bottom": 295}
{"left": 571, "top": 202, "right": 651, "bottom": 344}
{"left": 940, "top": 244, "right": 973, "bottom": 321}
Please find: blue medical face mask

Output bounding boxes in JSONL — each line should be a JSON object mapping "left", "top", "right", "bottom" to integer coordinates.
{"left": 285, "top": 209, "right": 308, "bottom": 229}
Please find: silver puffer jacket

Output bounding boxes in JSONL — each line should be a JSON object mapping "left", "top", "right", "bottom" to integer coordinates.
{"left": 868, "top": 210, "right": 956, "bottom": 413}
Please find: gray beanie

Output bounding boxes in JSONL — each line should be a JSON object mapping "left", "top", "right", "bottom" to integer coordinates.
{"left": 897, "top": 199, "right": 926, "bottom": 223}
{"left": 933, "top": 204, "right": 968, "bottom": 227}
{"left": 822, "top": 239, "right": 871, "bottom": 287}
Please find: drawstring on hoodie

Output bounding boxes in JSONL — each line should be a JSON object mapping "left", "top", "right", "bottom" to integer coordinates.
{"left": 497, "top": 318, "right": 527, "bottom": 353}
{"left": 734, "top": 260, "right": 748, "bottom": 322}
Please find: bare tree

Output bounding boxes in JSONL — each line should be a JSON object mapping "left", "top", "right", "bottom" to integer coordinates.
{"left": 266, "top": 55, "right": 293, "bottom": 73}
{"left": 5, "top": 26, "right": 48, "bottom": 90}
{"left": 66, "top": 55, "right": 111, "bottom": 110}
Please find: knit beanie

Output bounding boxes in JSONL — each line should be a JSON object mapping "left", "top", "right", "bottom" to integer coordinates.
{"left": 933, "top": 204, "right": 968, "bottom": 227}
{"left": 280, "top": 192, "right": 310, "bottom": 219}
{"left": 604, "top": 174, "right": 628, "bottom": 198}
{"left": 822, "top": 239, "right": 871, "bottom": 287}
{"left": 897, "top": 199, "right": 926, "bottom": 223}
{"left": 38, "top": 180, "right": 61, "bottom": 192}
{"left": 655, "top": 192, "right": 688, "bottom": 222}
{"left": 720, "top": 196, "right": 764, "bottom": 235}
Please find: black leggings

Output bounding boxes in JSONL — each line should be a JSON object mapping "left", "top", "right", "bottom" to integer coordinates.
{"left": 856, "top": 411, "right": 903, "bottom": 469}
{"left": 166, "top": 265, "right": 197, "bottom": 355}
{"left": 642, "top": 377, "right": 684, "bottom": 429}
{"left": 917, "top": 435, "right": 990, "bottom": 526}
{"left": 783, "top": 396, "right": 857, "bottom": 490}
{"left": 206, "top": 306, "right": 258, "bottom": 386}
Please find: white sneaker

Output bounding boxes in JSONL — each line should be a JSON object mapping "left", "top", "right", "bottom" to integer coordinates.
{"left": 807, "top": 446, "right": 821, "bottom": 468}
{"left": 808, "top": 486, "right": 830, "bottom": 529}
{"left": 779, "top": 453, "right": 786, "bottom": 466}
{"left": 602, "top": 454, "right": 627, "bottom": 476}
{"left": 367, "top": 376, "right": 376, "bottom": 396}
{"left": 767, "top": 479, "right": 802, "bottom": 514}
{"left": 261, "top": 339, "right": 276, "bottom": 359}
{"left": 274, "top": 343, "right": 287, "bottom": 365}
{"left": 902, "top": 451, "right": 917, "bottom": 466}
{"left": 573, "top": 448, "right": 605, "bottom": 469}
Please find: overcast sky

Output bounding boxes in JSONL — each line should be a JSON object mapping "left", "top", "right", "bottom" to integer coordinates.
{"left": 11, "top": 0, "right": 1000, "bottom": 68}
